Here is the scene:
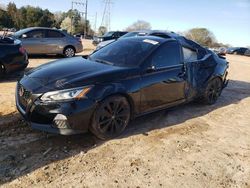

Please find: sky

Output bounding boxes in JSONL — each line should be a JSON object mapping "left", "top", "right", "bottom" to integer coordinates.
{"left": 1, "top": 0, "right": 250, "bottom": 47}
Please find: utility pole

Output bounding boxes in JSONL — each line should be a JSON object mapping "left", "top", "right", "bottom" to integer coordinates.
{"left": 84, "top": 0, "right": 88, "bottom": 39}
{"left": 70, "top": 1, "right": 74, "bottom": 34}
{"left": 71, "top": 0, "right": 88, "bottom": 38}
{"left": 94, "top": 12, "right": 97, "bottom": 34}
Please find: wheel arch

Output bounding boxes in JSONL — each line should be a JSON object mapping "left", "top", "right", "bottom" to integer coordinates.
{"left": 98, "top": 92, "right": 136, "bottom": 119}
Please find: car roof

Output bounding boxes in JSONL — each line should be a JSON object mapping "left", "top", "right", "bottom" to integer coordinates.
{"left": 15, "top": 27, "right": 62, "bottom": 35}
{"left": 120, "top": 35, "right": 175, "bottom": 44}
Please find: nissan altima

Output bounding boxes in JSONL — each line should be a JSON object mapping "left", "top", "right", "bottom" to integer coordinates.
{"left": 16, "top": 35, "right": 229, "bottom": 140}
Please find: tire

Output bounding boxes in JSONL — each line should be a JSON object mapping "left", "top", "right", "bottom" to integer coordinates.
{"left": 0, "top": 64, "right": 5, "bottom": 78}
{"left": 202, "top": 78, "right": 223, "bottom": 105}
{"left": 90, "top": 95, "right": 131, "bottom": 140}
{"left": 233, "top": 51, "right": 237, "bottom": 55}
{"left": 63, "top": 47, "right": 75, "bottom": 58}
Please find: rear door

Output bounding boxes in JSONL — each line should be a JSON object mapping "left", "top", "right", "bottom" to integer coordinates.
{"left": 140, "top": 41, "right": 186, "bottom": 112}
{"left": 20, "top": 29, "right": 46, "bottom": 54}
{"left": 43, "top": 30, "right": 66, "bottom": 54}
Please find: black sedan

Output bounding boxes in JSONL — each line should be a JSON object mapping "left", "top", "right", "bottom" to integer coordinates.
{"left": 16, "top": 36, "right": 229, "bottom": 140}
{"left": 0, "top": 37, "right": 28, "bottom": 78}
{"left": 226, "top": 47, "right": 248, "bottom": 55}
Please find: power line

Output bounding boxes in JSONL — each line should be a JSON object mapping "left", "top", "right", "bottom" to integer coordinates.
{"left": 100, "top": 0, "right": 113, "bottom": 31}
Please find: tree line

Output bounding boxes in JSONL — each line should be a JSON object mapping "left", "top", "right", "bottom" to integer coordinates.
{"left": 0, "top": 2, "right": 93, "bottom": 35}
{"left": 0, "top": 3, "right": 229, "bottom": 47}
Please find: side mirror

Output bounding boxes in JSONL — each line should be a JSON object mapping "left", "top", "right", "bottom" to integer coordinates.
{"left": 21, "top": 34, "right": 28, "bottom": 39}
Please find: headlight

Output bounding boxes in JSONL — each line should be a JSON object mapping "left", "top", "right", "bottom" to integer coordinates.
{"left": 40, "top": 86, "right": 92, "bottom": 102}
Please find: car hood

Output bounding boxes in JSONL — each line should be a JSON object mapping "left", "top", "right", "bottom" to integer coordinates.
{"left": 21, "top": 57, "right": 133, "bottom": 93}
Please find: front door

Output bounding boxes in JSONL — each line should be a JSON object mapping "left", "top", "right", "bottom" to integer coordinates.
{"left": 21, "top": 29, "right": 46, "bottom": 54}
{"left": 140, "top": 41, "right": 186, "bottom": 112}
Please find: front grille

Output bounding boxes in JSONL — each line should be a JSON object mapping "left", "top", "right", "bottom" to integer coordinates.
{"left": 17, "top": 83, "right": 32, "bottom": 110}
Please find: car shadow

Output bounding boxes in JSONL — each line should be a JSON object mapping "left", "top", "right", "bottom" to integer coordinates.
{"left": 0, "top": 68, "right": 32, "bottom": 83}
{"left": 0, "top": 79, "right": 250, "bottom": 185}
{"left": 27, "top": 54, "right": 63, "bottom": 59}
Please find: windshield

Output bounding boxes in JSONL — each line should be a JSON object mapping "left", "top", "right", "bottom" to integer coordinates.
{"left": 89, "top": 38, "right": 159, "bottom": 67}
{"left": 103, "top": 32, "right": 115, "bottom": 37}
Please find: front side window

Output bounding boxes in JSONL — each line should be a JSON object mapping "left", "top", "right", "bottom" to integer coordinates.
{"left": 26, "top": 30, "right": 45, "bottom": 38}
{"left": 151, "top": 41, "right": 181, "bottom": 68}
{"left": 182, "top": 47, "right": 197, "bottom": 62}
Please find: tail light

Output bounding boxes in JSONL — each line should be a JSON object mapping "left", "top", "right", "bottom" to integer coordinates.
{"left": 19, "top": 46, "right": 26, "bottom": 54}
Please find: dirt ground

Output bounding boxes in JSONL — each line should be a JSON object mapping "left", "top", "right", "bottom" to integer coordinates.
{"left": 0, "top": 46, "right": 250, "bottom": 187}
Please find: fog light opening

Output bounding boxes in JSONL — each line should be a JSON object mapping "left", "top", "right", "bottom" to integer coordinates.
{"left": 53, "top": 114, "right": 70, "bottom": 129}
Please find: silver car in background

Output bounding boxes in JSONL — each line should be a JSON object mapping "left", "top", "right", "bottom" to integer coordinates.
{"left": 13, "top": 27, "right": 83, "bottom": 57}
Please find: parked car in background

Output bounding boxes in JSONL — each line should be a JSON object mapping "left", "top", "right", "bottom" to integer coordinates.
{"left": 0, "top": 36, "right": 28, "bottom": 78}
{"left": 13, "top": 27, "right": 83, "bottom": 57}
{"left": 226, "top": 47, "right": 248, "bottom": 55}
{"left": 92, "top": 31, "right": 128, "bottom": 46}
{"left": 74, "top": 33, "right": 93, "bottom": 40}
{"left": 96, "top": 30, "right": 181, "bottom": 50}
{"left": 244, "top": 49, "right": 250, "bottom": 56}
{"left": 16, "top": 35, "right": 228, "bottom": 140}
{"left": 218, "top": 47, "right": 227, "bottom": 56}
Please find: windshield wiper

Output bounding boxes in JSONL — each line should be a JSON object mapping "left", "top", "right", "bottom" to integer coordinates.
{"left": 94, "top": 59, "right": 114, "bottom": 66}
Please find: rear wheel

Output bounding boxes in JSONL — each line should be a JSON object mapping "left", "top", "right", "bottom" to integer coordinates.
{"left": 90, "top": 96, "right": 131, "bottom": 140}
{"left": 63, "top": 47, "right": 75, "bottom": 58}
{"left": 202, "top": 78, "right": 222, "bottom": 105}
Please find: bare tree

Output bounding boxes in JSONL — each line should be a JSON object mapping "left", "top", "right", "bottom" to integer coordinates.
{"left": 98, "top": 26, "right": 107, "bottom": 36}
{"left": 60, "top": 17, "right": 72, "bottom": 33}
{"left": 125, "top": 20, "right": 151, "bottom": 32}
{"left": 185, "top": 28, "right": 217, "bottom": 47}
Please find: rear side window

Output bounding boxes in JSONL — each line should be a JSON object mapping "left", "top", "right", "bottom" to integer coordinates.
{"left": 26, "top": 30, "right": 45, "bottom": 38}
{"left": 47, "top": 30, "right": 64, "bottom": 38}
{"left": 151, "top": 41, "right": 181, "bottom": 68}
{"left": 182, "top": 47, "right": 197, "bottom": 62}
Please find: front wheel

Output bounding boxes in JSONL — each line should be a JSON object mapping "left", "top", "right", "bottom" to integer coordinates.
{"left": 202, "top": 78, "right": 223, "bottom": 105}
{"left": 90, "top": 96, "right": 131, "bottom": 140}
{"left": 63, "top": 47, "right": 75, "bottom": 58}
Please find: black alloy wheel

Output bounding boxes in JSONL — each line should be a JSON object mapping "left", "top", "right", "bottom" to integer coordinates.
{"left": 90, "top": 96, "right": 131, "bottom": 140}
{"left": 203, "top": 78, "right": 222, "bottom": 105}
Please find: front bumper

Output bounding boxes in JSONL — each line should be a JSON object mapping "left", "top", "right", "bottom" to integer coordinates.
{"left": 16, "top": 85, "right": 96, "bottom": 135}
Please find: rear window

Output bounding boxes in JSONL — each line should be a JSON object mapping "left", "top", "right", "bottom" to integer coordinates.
{"left": 47, "top": 30, "right": 64, "bottom": 38}
{"left": 182, "top": 47, "right": 197, "bottom": 62}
